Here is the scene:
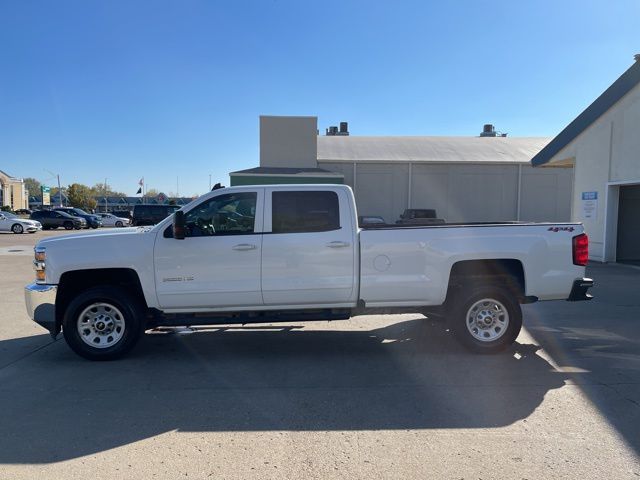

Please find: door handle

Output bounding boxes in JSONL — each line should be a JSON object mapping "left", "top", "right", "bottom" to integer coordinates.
{"left": 232, "top": 243, "right": 257, "bottom": 251}
{"left": 326, "top": 241, "right": 350, "bottom": 248}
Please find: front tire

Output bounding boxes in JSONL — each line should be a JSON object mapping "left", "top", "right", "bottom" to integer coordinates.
{"left": 63, "top": 221, "right": 74, "bottom": 230}
{"left": 115, "top": 221, "right": 123, "bottom": 227}
{"left": 11, "top": 224, "right": 24, "bottom": 234}
{"left": 62, "top": 286, "right": 145, "bottom": 360}
{"left": 449, "top": 285, "right": 522, "bottom": 354}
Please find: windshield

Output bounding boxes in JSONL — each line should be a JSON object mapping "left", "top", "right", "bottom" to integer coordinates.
{"left": 2, "top": 212, "right": 17, "bottom": 219}
{"left": 72, "top": 208, "right": 89, "bottom": 215}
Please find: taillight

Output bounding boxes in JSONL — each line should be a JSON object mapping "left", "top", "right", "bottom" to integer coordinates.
{"left": 572, "top": 233, "right": 589, "bottom": 266}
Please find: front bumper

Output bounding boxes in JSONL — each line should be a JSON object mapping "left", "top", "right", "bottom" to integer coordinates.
{"left": 567, "top": 278, "right": 594, "bottom": 302}
{"left": 24, "top": 283, "right": 58, "bottom": 336}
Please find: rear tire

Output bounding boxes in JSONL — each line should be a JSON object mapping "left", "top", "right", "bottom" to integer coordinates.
{"left": 64, "top": 221, "right": 73, "bottom": 230}
{"left": 62, "top": 286, "right": 146, "bottom": 360}
{"left": 449, "top": 285, "right": 522, "bottom": 354}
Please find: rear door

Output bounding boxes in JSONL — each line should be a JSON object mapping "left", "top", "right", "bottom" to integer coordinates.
{"left": 261, "top": 188, "right": 356, "bottom": 306}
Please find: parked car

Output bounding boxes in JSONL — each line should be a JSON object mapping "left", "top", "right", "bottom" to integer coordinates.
{"left": 396, "top": 208, "right": 446, "bottom": 225}
{"left": 14, "top": 208, "right": 33, "bottom": 216}
{"left": 111, "top": 210, "right": 133, "bottom": 220}
{"left": 53, "top": 208, "right": 102, "bottom": 229}
{"left": 97, "top": 213, "right": 131, "bottom": 227}
{"left": 30, "top": 210, "right": 86, "bottom": 230}
{"left": 358, "top": 215, "right": 386, "bottom": 227}
{"left": 132, "top": 204, "right": 180, "bottom": 226}
{"left": 24, "top": 184, "right": 593, "bottom": 360}
{"left": 0, "top": 211, "right": 41, "bottom": 233}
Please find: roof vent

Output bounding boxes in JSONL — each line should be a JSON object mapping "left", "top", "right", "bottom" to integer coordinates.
{"left": 479, "top": 124, "right": 507, "bottom": 137}
{"left": 325, "top": 121, "right": 350, "bottom": 136}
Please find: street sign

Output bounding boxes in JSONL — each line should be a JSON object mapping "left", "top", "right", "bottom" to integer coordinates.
{"left": 41, "top": 186, "right": 51, "bottom": 206}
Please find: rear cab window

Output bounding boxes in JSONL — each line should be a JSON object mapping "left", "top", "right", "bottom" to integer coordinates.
{"left": 272, "top": 191, "right": 340, "bottom": 233}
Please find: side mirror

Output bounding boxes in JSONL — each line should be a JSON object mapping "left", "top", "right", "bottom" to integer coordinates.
{"left": 173, "top": 210, "right": 186, "bottom": 240}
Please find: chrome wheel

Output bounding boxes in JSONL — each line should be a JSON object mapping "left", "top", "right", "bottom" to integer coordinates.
{"left": 77, "top": 303, "right": 126, "bottom": 349}
{"left": 12, "top": 224, "right": 23, "bottom": 234}
{"left": 466, "top": 298, "right": 509, "bottom": 342}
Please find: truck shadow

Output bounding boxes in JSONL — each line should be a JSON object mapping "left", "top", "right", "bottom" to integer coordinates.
{"left": 0, "top": 317, "right": 566, "bottom": 464}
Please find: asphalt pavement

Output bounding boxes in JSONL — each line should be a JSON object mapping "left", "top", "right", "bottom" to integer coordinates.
{"left": 0, "top": 229, "right": 638, "bottom": 479}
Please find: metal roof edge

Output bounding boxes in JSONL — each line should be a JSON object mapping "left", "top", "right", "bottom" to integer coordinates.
{"left": 230, "top": 172, "right": 344, "bottom": 177}
{"left": 531, "top": 60, "right": 640, "bottom": 167}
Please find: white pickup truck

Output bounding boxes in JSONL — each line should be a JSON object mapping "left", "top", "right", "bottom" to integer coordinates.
{"left": 25, "top": 184, "right": 593, "bottom": 360}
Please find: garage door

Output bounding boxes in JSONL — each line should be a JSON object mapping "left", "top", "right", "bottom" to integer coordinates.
{"left": 616, "top": 184, "right": 640, "bottom": 265}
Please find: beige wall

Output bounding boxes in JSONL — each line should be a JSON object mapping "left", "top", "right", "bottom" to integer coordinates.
{"left": 549, "top": 82, "right": 640, "bottom": 261}
{"left": 260, "top": 116, "right": 318, "bottom": 168}
{"left": 520, "top": 166, "right": 573, "bottom": 222}
{"left": 319, "top": 161, "right": 572, "bottom": 224}
{"left": 0, "top": 171, "right": 28, "bottom": 210}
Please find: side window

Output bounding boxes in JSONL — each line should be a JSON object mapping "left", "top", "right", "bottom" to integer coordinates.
{"left": 272, "top": 191, "right": 340, "bottom": 234}
{"left": 184, "top": 192, "right": 257, "bottom": 237}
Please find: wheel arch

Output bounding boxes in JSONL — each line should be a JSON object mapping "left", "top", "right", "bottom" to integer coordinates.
{"left": 445, "top": 258, "right": 529, "bottom": 306}
{"left": 56, "top": 268, "right": 148, "bottom": 328}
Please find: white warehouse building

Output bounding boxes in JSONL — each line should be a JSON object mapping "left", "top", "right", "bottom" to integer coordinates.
{"left": 231, "top": 116, "right": 572, "bottom": 225}
{"left": 317, "top": 135, "right": 571, "bottom": 223}
{"left": 532, "top": 57, "right": 640, "bottom": 264}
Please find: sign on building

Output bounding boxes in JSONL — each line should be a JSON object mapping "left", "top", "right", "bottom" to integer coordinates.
{"left": 581, "top": 191, "right": 598, "bottom": 220}
{"left": 41, "top": 185, "right": 51, "bottom": 206}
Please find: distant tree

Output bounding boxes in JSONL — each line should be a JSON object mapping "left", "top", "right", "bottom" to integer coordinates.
{"left": 67, "top": 183, "right": 97, "bottom": 210}
{"left": 90, "top": 183, "right": 126, "bottom": 197}
{"left": 23, "top": 177, "right": 41, "bottom": 197}
{"left": 144, "top": 188, "right": 159, "bottom": 197}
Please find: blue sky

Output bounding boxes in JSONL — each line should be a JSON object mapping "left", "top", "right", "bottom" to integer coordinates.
{"left": 1, "top": 1, "right": 638, "bottom": 196}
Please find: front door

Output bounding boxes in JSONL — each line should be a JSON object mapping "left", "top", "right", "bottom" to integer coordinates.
{"left": 261, "top": 188, "right": 356, "bottom": 306}
{"left": 154, "top": 189, "right": 264, "bottom": 309}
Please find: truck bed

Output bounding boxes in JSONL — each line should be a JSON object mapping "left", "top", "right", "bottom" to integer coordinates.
{"left": 358, "top": 222, "right": 584, "bottom": 307}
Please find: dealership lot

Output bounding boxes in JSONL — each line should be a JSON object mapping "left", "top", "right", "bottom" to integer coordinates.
{"left": 0, "top": 230, "right": 638, "bottom": 479}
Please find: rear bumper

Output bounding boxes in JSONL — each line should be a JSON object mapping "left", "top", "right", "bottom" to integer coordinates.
{"left": 24, "top": 283, "right": 58, "bottom": 335}
{"left": 567, "top": 278, "right": 594, "bottom": 302}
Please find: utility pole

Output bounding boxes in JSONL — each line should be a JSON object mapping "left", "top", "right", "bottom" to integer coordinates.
{"left": 104, "top": 177, "right": 108, "bottom": 213}
{"left": 57, "top": 175, "right": 62, "bottom": 207}
{"left": 45, "top": 170, "right": 63, "bottom": 207}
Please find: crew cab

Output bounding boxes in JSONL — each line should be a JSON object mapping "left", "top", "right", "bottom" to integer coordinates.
{"left": 24, "top": 185, "right": 593, "bottom": 360}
